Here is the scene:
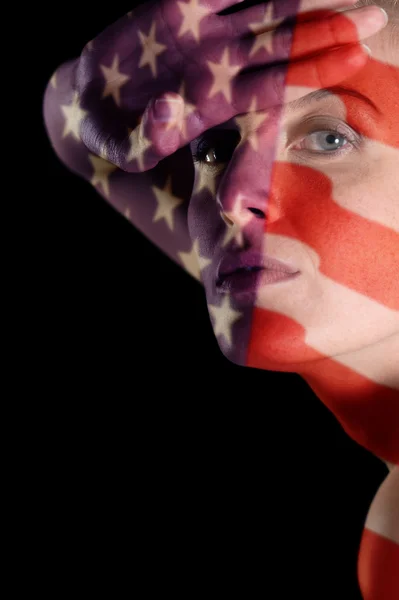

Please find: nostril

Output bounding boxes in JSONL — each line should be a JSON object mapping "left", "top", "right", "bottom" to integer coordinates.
{"left": 249, "top": 208, "right": 264, "bottom": 218}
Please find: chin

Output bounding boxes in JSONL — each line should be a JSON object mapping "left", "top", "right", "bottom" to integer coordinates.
{"left": 215, "top": 339, "right": 246, "bottom": 368}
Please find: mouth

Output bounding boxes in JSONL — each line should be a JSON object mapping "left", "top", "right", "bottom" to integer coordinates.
{"left": 216, "top": 267, "right": 300, "bottom": 295}
{"left": 216, "top": 265, "right": 264, "bottom": 286}
{"left": 215, "top": 250, "right": 299, "bottom": 295}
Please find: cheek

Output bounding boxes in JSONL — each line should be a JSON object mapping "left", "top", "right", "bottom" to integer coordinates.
{"left": 187, "top": 184, "right": 221, "bottom": 252}
{"left": 330, "top": 148, "right": 399, "bottom": 233}
{"left": 262, "top": 159, "right": 398, "bottom": 310}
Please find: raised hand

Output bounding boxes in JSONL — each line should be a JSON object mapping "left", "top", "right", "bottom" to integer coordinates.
{"left": 44, "top": 0, "right": 389, "bottom": 284}
{"left": 74, "top": 0, "right": 388, "bottom": 172}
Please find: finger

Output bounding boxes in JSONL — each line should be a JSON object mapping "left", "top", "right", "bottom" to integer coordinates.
{"left": 161, "top": 0, "right": 245, "bottom": 22}
{"left": 121, "top": 92, "right": 185, "bottom": 173}
{"left": 235, "top": 4, "right": 388, "bottom": 69}
{"left": 226, "top": 0, "right": 358, "bottom": 36}
{"left": 282, "top": 4, "right": 388, "bottom": 58}
{"left": 233, "top": 42, "right": 371, "bottom": 117}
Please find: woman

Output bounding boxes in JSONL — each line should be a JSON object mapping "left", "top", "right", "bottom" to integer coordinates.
{"left": 43, "top": 0, "right": 398, "bottom": 597}
{"left": 185, "top": 3, "right": 399, "bottom": 596}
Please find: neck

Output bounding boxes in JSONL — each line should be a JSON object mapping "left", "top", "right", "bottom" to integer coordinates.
{"left": 298, "top": 333, "right": 399, "bottom": 467}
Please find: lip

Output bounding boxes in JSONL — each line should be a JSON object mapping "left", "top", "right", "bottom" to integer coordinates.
{"left": 216, "top": 250, "right": 298, "bottom": 284}
{"left": 216, "top": 268, "right": 300, "bottom": 295}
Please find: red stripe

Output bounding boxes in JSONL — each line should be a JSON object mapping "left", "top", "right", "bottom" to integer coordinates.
{"left": 358, "top": 528, "right": 399, "bottom": 600}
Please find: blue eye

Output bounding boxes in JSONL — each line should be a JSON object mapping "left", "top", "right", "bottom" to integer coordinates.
{"left": 292, "top": 126, "right": 357, "bottom": 156}
{"left": 191, "top": 122, "right": 360, "bottom": 171}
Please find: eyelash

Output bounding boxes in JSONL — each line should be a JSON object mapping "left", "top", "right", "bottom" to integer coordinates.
{"left": 191, "top": 122, "right": 360, "bottom": 171}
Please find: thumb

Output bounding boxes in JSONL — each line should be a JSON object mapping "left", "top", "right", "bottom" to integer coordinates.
{"left": 145, "top": 92, "right": 185, "bottom": 156}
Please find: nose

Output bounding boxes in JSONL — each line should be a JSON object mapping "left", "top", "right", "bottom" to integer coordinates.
{"left": 218, "top": 193, "right": 266, "bottom": 247}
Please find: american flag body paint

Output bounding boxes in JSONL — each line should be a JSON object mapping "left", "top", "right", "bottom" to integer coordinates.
{"left": 43, "top": 1, "right": 399, "bottom": 597}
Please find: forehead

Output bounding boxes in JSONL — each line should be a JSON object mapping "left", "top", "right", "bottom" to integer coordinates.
{"left": 209, "top": 85, "right": 380, "bottom": 131}
{"left": 206, "top": 34, "right": 398, "bottom": 133}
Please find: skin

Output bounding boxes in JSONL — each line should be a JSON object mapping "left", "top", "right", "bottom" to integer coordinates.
{"left": 187, "top": 18, "right": 399, "bottom": 590}
{"left": 187, "top": 14, "right": 399, "bottom": 472}
{"left": 358, "top": 23, "right": 398, "bottom": 475}
{"left": 43, "top": 3, "right": 398, "bottom": 594}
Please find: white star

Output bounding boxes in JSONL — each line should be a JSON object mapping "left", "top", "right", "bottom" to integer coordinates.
{"left": 100, "top": 54, "right": 131, "bottom": 107}
{"left": 124, "top": 207, "right": 131, "bottom": 220}
{"left": 60, "top": 92, "right": 88, "bottom": 142}
{"left": 137, "top": 20, "right": 168, "bottom": 78}
{"left": 234, "top": 96, "right": 271, "bottom": 152}
{"left": 247, "top": 2, "right": 284, "bottom": 58}
{"left": 88, "top": 154, "right": 118, "bottom": 198}
{"left": 176, "top": 0, "right": 213, "bottom": 44}
{"left": 221, "top": 194, "right": 253, "bottom": 248}
{"left": 192, "top": 163, "right": 218, "bottom": 197}
{"left": 208, "top": 295, "right": 243, "bottom": 348}
{"left": 152, "top": 174, "right": 184, "bottom": 232}
{"left": 50, "top": 71, "right": 57, "bottom": 89}
{"left": 178, "top": 238, "right": 211, "bottom": 281}
{"left": 206, "top": 47, "right": 241, "bottom": 104}
{"left": 126, "top": 128, "right": 152, "bottom": 171}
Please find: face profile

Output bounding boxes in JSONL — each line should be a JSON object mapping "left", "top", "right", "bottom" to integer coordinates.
{"left": 42, "top": 2, "right": 399, "bottom": 597}
{"left": 187, "top": 5, "right": 399, "bottom": 466}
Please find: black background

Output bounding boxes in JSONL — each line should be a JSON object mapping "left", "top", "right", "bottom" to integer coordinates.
{"left": 33, "top": 1, "right": 389, "bottom": 596}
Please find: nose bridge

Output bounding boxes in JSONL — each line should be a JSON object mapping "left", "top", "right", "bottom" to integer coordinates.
{"left": 216, "top": 140, "right": 278, "bottom": 224}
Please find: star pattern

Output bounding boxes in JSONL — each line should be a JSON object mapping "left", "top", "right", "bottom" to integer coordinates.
{"left": 60, "top": 92, "right": 88, "bottom": 141}
{"left": 247, "top": 2, "right": 285, "bottom": 58}
{"left": 176, "top": 0, "right": 213, "bottom": 44}
{"left": 152, "top": 174, "right": 184, "bottom": 232}
{"left": 221, "top": 193, "right": 253, "bottom": 248}
{"left": 50, "top": 71, "right": 57, "bottom": 89}
{"left": 88, "top": 154, "right": 118, "bottom": 198}
{"left": 126, "top": 128, "right": 152, "bottom": 172}
{"left": 192, "top": 162, "right": 218, "bottom": 197}
{"left": 178, "top": 239, "right": 211, "bottom": 281}
{"left": 100, "top": 54, "right": 131, "bottom": 107}
{"left": 208, "top": 295, "right": 243, "bottom": 348}
{"left": 235, "top": 96, "right": 271, "bottom": 152}
{"left": 45, "top": 4, "right": 399, "bottom": 588}
{"left": 137, "top": 20, "right": 168, "bottom": 78}
{"left": 206, "top": 47, "right": 241, "bottom": 104}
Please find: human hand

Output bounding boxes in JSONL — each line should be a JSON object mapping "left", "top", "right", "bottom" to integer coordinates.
{"left": 75, "top": 0, "right": 388, "bottom": 172}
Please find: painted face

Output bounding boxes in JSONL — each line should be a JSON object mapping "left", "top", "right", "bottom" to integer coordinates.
{"left": 187, "top": 13, "right": 399, "bottom": 464}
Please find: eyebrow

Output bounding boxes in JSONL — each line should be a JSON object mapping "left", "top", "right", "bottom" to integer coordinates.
{"left": 199, "top": 86, "right": 379, "bottom": 138}
{"left": 282, "top": 85, "right": 379, "bottom": 115}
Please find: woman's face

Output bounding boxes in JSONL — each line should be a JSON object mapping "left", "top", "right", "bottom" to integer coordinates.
{"left": 187, "top": 25, "right": 399, "bottom": 376}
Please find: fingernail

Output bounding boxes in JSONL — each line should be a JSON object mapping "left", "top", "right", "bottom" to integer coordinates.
{"left": 154, "top": 99, "right": 182, "bottom": 122}
{"left": 379, "top": 7, "right": 389, "bottom": 25}
{"left": 361, "top": 43, "right": 372, "bottom": 56}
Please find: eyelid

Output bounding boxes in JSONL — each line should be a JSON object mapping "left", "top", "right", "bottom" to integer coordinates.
{"left": 193, "top": 117, "right": 362, "bottom": 168}
{"left": 194, "top": 115, "right": 352, "bottom": 147}
{"left": 285, "top": 111, "right": 351, "bottom": 138}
